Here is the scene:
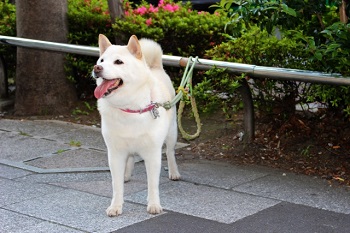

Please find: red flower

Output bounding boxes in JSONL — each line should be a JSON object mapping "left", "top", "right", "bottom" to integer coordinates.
{"left": 146, "top": 18, "right": 153, "bottom": 26}
{"left": 163, "top": 3, "right": 179, "bottom": 12}
{"left": 149, "top": 4, "right": 159, "bottom": 13}
{"left": 135, "top": 6, "right": 148, "bottom": 15}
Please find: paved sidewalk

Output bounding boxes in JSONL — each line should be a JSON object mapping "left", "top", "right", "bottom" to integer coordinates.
{"left": 0, "top": 119, "right": 349, "bottom": 233}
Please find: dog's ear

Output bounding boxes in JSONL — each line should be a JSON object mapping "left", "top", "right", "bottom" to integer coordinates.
{"left": 127, "top": 35, "right": 142, "bottom": 59}
{"left": 98, "top": 34, "right": 112, "bottom": 56}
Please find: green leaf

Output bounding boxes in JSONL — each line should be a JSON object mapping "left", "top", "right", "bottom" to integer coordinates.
{"left": 281, "top": 4, "right": 296, "bottom": 17}
{"left": 314, "top": 51, "right": 323, "bottom": 60}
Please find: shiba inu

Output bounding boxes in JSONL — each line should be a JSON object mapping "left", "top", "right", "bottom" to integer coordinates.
{"left": 93, "top": 34, "right": 180, "bottom": 216}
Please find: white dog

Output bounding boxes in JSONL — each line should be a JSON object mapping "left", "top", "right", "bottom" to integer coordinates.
{"left": 93, "top": 34, "right": 180, "bottom": 216}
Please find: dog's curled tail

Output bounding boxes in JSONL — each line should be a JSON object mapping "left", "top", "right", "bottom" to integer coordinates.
{"left": 139, "top": 38, "right": 163, "bottom": 70}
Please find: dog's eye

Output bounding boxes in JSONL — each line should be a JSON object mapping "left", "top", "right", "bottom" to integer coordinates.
{"left": 114, "top": 59, "right": 123, "bottom": 65}
{"left": 100, "top": 59, "right": 104, "bottom": 63}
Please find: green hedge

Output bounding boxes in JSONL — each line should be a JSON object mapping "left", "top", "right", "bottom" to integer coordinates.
{"left": 206, "top": 27, "right": 312, "bottom": 115}
{"left": 67, "top": 0, "right": 114, "bottom": 99}
{"left": 113, "top": 0, "right": 227, "bottom": 57}
{"left": 0, "top": 0, "right": 16, "bottom": 83}
{"left": 66, "top": 0, "right": 229, "bottom": 100}
{"left": 209, "top": 0, "right": 350, "bottom": 118}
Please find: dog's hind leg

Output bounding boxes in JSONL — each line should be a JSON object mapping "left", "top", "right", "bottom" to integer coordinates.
{"left": 124, "top": 154, "right": 135, "bottom": 182}
{"left": 165, "top": 117, "right": 181, "bottom": 181}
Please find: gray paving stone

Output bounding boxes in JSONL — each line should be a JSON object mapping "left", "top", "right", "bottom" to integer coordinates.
{"left": 5, "top": 189, "right": 158, "bottom": 232}
{"left": 25, "top": 148, "right": 108, "bottom": 169}
{"left": 13, "top": 161, "right": 155, "bottom": 182}
{"left": 0, "top": 119, "right": 79, "bottom": 137}
{"left": 0, "top": 132, "right": 68, "bottom": 161}
{"left": 0, "top": 160, "right": 108, "bottom": 173}
{"left": 126, "top": 181, "right": 280, "bottom": 224}
{"left": 0, "top": 178, "right": 65, "bottom": 207}
{"left": 0, "top": 164, "right": 33, "bottom": 179}
{"left": 177, "top": 160, "right": 269, "bottom": 189}
{"left": 51, "top": 163, "right": 172, "bottom": 197}
{"left": 231, "top": 202, "right": 350, "bottom": 233}
{"left": 53, "top": 180, "right": 113, "bottom": 197}
{"left": 47, "top": 126, "right": 106, "bottom": 151}
{"left": 115, "top": 211, "right": 235, "bottom": 233}
{"left": 0, "top": 209, "right": 83, "bottom": 233}
{"left": 45, "top": 123, "right": 188, "bottom": 152}
{"left": 14, "top": 171, "right": 112, "bottom": 183}
{"left": 233, "top": 172, "right": 350, "bottom": 214}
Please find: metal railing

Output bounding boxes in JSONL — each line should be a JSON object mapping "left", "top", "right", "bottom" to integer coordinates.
{"left": 2, "top": 36, "right": 350, "bottom": 85}
{"left": 1, "top": 35, "right": 350, "bottom": 142}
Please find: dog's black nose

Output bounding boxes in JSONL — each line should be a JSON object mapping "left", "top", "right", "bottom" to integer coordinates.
{"left": 94, "top": 65, "right": 103, "bottom": 73}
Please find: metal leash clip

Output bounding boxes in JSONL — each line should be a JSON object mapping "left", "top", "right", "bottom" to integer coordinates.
{"left": 150, "top": 102, "right": 160, "bottom": 119}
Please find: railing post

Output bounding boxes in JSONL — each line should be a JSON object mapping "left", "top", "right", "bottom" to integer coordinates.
{"left": 0, "top": 55, "right": 8, "bottom": 98}
{"left": 237, "top": 78, "right": 255, "bottom": 143}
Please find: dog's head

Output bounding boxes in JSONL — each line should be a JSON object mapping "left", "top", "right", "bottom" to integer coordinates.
{"left": 93, "top": 34, "right": 150, "bottom": 101}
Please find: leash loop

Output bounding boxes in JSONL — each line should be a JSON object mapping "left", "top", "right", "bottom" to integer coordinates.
{"left": 156, "top": 56, "right": 201, "bottom": 140}
{"left": 172, "top": 56, "right": 202, "bottom": 140}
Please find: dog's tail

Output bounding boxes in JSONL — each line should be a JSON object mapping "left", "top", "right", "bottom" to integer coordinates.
{"left": 139, "top": 38, "right": 163, "bottom": 70}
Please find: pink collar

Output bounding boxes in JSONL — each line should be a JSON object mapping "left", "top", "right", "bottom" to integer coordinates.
{"left": 119, "top": 103, "right": 160, "bottom": 119}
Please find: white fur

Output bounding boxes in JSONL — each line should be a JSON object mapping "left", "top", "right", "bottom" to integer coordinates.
{"left": 94, "top": 35, "right": 180, "bottom": 216}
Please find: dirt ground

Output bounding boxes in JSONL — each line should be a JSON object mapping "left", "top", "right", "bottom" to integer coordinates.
{"left": 3, "top": 100, "right": 350, "bottom": 188}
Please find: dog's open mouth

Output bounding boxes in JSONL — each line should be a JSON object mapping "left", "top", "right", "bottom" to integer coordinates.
{"left": 94, "top": 78, "right": 123, "bottom": 99}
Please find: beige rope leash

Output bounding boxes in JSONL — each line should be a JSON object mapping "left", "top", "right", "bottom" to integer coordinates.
{"left": 176, "top": 57, "right": 201, "bottom": 140}
{"left": 157, "top": 56, "right": 201, "bottom": 140}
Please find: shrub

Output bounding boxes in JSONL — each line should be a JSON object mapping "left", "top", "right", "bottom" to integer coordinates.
{"left": 301, "top": 22, "right": 350, "bottom": 76}
{"left": 206, "top": 27, "right": 309, "bottom": 68}
{"left": 67, "top": 0, "right": 113, "bottom": 46}
{"left": 0, "top": 0, "right": 15, "bottom": 37}
{"left": 211, "top": 0, "right": 296, "bottom": 38}
{"left": 209, "top": 0, "right": 350, "bottom": 119}
{"left": 298, "top": 22, "right": 350, "bottom": 116}
{"left": 206, "top": 26, "right": 312, "bottom": 115}
{"left": 113, "top": 0, "right": 228, "bottom": 57}
{"left": 192, "top": 69, "right": 244, "bottom": 117}
{"left": 67, "top": 0, "right": 114, "bottom": 99}
{"left": 0, "top": 0, "right": 16, "bottom": 83}
{"left": 285, "top": 0, "right": 343, "bottom": 42}
{"left": 66, "top": 0, "right": 229, "bottom": 100}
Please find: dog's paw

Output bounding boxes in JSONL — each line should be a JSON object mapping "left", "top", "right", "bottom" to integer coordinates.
{"left": 147, "top": 203, "right": 163, "bottom": 215}
{"left": 124, "top": 176, "right": 131, "bottom": 183}
{"left": 169, "top": 172, "right": 181, "bottom": 181}
{"left": 106, "top": 205, "right": 123, "bottom": 217}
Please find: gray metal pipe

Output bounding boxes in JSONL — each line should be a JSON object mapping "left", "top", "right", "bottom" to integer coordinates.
{"left": 252, "top": 66, "right": 349, "bottom": 85}
{"left": 174, "top": 57, "right": 350, "bottom": 85}
{"left": 1, "top": 35, "right": 349, "bottom": 85}
{"left": 0, "top": 35, "right": 100, "bottom": 57}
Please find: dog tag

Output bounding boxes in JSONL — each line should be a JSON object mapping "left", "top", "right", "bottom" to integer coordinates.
{"left": 151, "top": 107, "right": 160, "bottom": 119}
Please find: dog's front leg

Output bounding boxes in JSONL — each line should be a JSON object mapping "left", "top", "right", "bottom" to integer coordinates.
{"left": 143, "top": 149, "right": 163, "bottom": 214}
{"left": 106, "top": 152, "right": 127, "bottom": 217}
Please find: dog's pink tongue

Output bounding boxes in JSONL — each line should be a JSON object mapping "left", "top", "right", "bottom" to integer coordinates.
{"left": 94, "top": 79, "right": 116, "bottom": 99}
